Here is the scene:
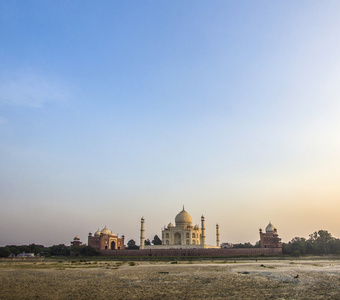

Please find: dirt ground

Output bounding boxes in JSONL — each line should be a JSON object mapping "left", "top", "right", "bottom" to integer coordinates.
{"left": 1, "top": 258, "right": 340, "bottom": 299}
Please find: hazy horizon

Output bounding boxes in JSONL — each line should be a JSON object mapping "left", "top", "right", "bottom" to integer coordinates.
{"left": 1, "top": 1, "right": 340, "bottom": 247}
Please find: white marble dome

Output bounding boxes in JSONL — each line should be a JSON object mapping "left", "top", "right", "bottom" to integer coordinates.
{"left": 175, "top": 208, "right": 193, "bottom": 226}
{"left": 265, "top": 222, "right": 276, "bottom": 233}
{"left": 101, "top": 225, "right": 111, "bottom": 235}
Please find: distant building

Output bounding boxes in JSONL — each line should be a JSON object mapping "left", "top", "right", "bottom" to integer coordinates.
{"left": 259, "top": 222, "right": 282, "bottom": 248}
{"left": 140, "top": 207, "right": 220, "bottom": 249}
{"left": 88, "top": 226, "right": 125, "bottom": 250}
{"left": 162, "top": 207, "right": 203, "bottom": 246}
{"left": 70, "top": 236, "right": 83, "bottom": 247}
{"left": 221, "top": 242, "right": 233, "bottom": 249}
{"left": 17, "top": 253, "right": 35, "bottom": 258}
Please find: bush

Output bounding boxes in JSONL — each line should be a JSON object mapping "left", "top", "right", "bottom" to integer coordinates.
{"left": 0, "top": 247, "right": 11, "bottom": 257}
{"left": 80, "top": 246, "right": 99, "bottom": 256}
{"left": 291, "top": 250, "right": 300, "bottom": 257}
{"left": 50, "top": 244, "right": 70, "bottom": 256}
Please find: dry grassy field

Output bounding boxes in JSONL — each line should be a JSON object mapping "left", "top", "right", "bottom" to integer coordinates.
{"left": 1, "top": 258, "right": 340, "bottom": 299}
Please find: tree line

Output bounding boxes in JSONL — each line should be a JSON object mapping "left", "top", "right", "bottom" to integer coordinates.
{"left": 282, "top": 230, "right": 340, "bottom": 256}
{"left": 231, "top": 230, "right": 340, "bottom": 256}
{"left": 0, "top": 244, "right": 99, "bottom": 257}
{"left": 2, "top": 230, "right": 340, "bottom": 257}
{"left": 126, "top": 235, "right": 162, "bottom": 249}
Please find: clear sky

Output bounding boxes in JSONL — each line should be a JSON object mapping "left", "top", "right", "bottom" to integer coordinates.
{"left": 1, "top": 1, "right": 340, "bottom": 247}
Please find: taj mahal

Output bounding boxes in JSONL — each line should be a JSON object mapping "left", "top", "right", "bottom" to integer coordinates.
{"left": 140, "top": 206, "right": 220, "bottom": 249}
{"left": 71, "top": 206, "right": 282, "bottom": 256}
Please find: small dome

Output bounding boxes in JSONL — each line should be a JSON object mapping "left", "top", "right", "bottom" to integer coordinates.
{"left": 168, "top": 222, "right": 174, "bottom": 228}
{"left": 94, "top": 229, "right": 101, "bottom": 237}
{"left": 101, "top": 225, "right": 111, "bottom": 235}
{"left": 194, "top": 225, "right": 199, "bottom": 230}
{"left": 266, "top": 222, "right": 275, "bottom": 233}
{"left": 175, "top": 207, "right": 193, "bottom": 226}
{"left": 74, "top": 236, "right": 80, "bottom": 241}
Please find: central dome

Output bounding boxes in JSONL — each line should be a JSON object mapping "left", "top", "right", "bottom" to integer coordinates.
{"left": 101, "top": 226, "right": 111, "bottom": 235}
{"left": 175, "top": 207, "right": 193, "bottom": 226}
{"left": 265, "top": 222, "right": 275, "bottom": 233}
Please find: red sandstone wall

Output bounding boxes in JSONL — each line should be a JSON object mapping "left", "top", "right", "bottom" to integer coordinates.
{"left": 99, "top": 248, "right": 282, "bottom": 257}
{"left": 118, "top": 238, "right": 125, "bottom": 250}
{"left": 88, "top": 237, "right": 101, "bottom": 250}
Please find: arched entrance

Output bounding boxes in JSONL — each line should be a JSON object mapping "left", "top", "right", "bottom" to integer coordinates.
{"left": 111, "top": 241, "right": 116, "bottom": 250}
{"left": 174, "top": 232, "right": 181, "bottom": 245}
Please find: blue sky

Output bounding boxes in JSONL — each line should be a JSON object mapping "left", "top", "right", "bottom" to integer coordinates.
{"left": 1, "top": 1, "right": 340, "bottom": 246}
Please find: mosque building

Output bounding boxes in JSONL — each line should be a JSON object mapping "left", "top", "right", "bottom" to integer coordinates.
{"left": 88, "top": 226, "right": 125, "bottom": 250}
{"left": 140, "top": 207, "right": 220, "bottom": 249}
{"left": 259, "top": 222, "right": 282, "bottom": 248}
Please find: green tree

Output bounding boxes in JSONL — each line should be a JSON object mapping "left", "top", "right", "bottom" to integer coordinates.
{"left": 6, "top": 246, "right": 21, "bottom": 255}
{"left": 152, "top": 235, "right": 162, "bottom": 245}
{"left": 283, "top": 237, "right": 308, "bottom": 256}
{"left": 80, "top": 246, "right": 99, "bottom": 256}
{"left": 49, "top": 244, "right": 70, "bottom": 256}
{"left": 70, "top": 246, "right": 83, "bottom": 256}
{"left": 0, "top": 247, "right": 11, "bottom": 257}
{"left": 329, "top": 238, "right": 340, "bottom": 254}
{"left": 18, "top": 245, "right": 30, "bottom": 254}
{"left": 127, "top": 239, "right": 139, "bottom": 249}
{"left": 28, "top": 244, "right": 46, "bottom": 255}
{"left": 283, "top": 230, "right": 340, "bottom": 256}
{"left": 145, "top": 239, "right": 151, "bottom": 245}
{"left": 308, "top": 230, "right": 334, "bottom": 254}
{"left": 233, "top": 242, "right": 255, "bottom": 248}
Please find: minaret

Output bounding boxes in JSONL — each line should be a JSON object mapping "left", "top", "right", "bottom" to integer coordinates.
{"left": 140, "top": 217, "right": 145, "bottom": 250}
{"left": 259, "top": 228, "right": 263, "bottom": 248}
{"left": 216, "top": 223, "right": 220, "bottom": 247}
{"left": 201, "top": 215, "right": 206, "bottom": 247}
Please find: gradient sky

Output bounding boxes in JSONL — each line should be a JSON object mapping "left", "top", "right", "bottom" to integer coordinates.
{"left": 1, "top": 1, "right": 340, "bottom": 247}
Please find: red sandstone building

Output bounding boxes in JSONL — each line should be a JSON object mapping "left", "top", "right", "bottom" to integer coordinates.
{"left": 70, "top": 235, "right": 83, "bottom": 247}
{"left": 88, "top": 226, "right": 125, "bottom": 250}
{"left": 73, "top": 221, "right": 281, "bottom": 257}
{"left": 259, "top": 222, "right": 282, "bottom": 248}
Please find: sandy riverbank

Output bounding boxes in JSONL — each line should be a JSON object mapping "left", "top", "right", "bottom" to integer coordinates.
{"left": 1, "top": 259, "right": 340, "bottom": 299}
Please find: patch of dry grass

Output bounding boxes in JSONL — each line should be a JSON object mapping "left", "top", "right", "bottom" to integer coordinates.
{"left": 1, "top": 259, "right": 340, "bottom": 299}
